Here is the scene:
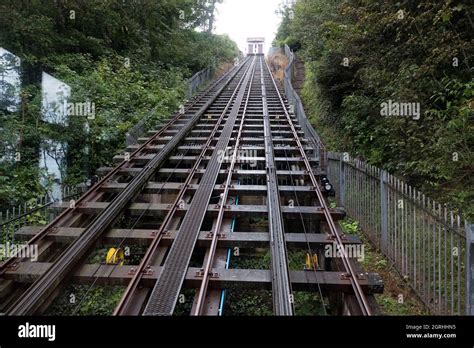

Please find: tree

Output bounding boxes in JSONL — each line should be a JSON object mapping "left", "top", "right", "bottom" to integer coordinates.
{"left": 0, "top": 0, "right": 239, "bottom": 209}
{"left": 275, "top": 0, "right": 474, "bottom": 218}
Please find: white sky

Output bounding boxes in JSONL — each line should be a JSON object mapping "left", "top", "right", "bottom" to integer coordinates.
{"left": 0, "top": 47, "right": 21, "bottom": 111}
{"left": 214, "top": 0, "right": 284, "bottom": 54}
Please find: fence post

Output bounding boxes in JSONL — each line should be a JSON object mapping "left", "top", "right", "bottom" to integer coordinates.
{"left": 466, "top": 222, "right": 474, "bottom": 315}
{"left": 380, "top": 170, "right": 388, "bottom": 253}
{"left": 339, "top": 153, "right": 345, "bottom": 207}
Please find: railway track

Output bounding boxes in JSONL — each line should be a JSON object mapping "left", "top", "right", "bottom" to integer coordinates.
{"left": 0, "top": 54, "right": 382, "bottom": 316}
{"left": 260, "top": 58, "right": 294, "bottom": 315}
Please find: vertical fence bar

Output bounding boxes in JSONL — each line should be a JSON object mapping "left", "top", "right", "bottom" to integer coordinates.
{"left": 387, "top": 174, "right": 392, "bottom": 259}
{"left": 450, "top": 211, "right": 454, "bottom": 314}
{"left": 394, "top": 180, "right": 399, "bottom": 269}
{"left": 407, "top": 185, "right": 411, "bottom": 280}
{"left": 444, "top": 206, "right": 448, "bottom": 313}
{"left": 373, "top": 167, "right": 376, "bottom": 241}
{"left": 467, "top": 222, "right": 474, "bottom": 315}
{"left": 414, "top": 190, "right": 419, "bottom": 293}
{"left": 457, "top": 215, "right": 462, "bottom": 314}
{"left": 424, "top": 198, "right": 429, "bottom": 305}
{"left": 339, "top": 154, "right": 345, "bottom": 207}
{"left": 380, "top": 170, "right": 388, "bottom": 254}
{"left": 401, "top": 183, "right": 405, "bottom": 276}
{"left": 358, "top": 161, "right": 361, "bottom": 224}
{"left": 369, "top": 165, "right": 373, "bottom": 241}
{"left": 437, "top": 203, "right": 442, "bottom": 313}
{"left": 431, "top": 200, "right": 436, "bottom": 313}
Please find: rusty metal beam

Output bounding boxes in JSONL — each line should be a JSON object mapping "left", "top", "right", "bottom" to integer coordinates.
{"left": 113, "top": 154, "right": 318, "bottom": 164}
{"left": 4, "top": 263, "right": 383, "bottom": 294}
{"left": 16, "top": 227, "right": 361, "bottom": 249}
{"left": 101, "top": 182, "right": 316, "bottom": 194}
{"left": 50, "top": 202, "right": 346, "bottom": 220}
{"left": 97, "top": 168, "right": 310, "bottom": 177}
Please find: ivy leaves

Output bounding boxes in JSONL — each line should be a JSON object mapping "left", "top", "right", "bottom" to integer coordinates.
{"left": 278, "top": 0, "right": 474, "bottom": 218}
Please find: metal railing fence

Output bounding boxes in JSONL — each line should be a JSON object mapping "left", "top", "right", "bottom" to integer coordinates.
{"left": 327, "top": 153, "right": 469, "bottom": 315}
{"left": 0, "top": 184, "right": 85, "bottom": 244}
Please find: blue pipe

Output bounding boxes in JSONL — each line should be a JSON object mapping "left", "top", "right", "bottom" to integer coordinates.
{"left": 218, "top": 185, "right": 239, "bottom": 316}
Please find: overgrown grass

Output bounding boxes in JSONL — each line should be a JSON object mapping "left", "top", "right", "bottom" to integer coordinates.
{"left": 340, "top": 218, "right": 427, "bottom": 315}
{"left": 46, "top": 284, "right": 124, "bottom": 316}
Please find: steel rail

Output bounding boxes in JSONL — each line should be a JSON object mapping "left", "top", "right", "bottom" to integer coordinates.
{"left": 259, "top": 57, "right": 294, "bottom": 315}
{"left": 192, "top": 57, "right": 257, "bottom": 315}
{"left": 113, "top": 57, "right": 253, "bottom": 315}
{"left": 273, "top": 86, "right": 329, "bottom": 314}
{"left": 279, "top": 144, "right": 328, "bottom": 315}
{"left": 263, "top": 59, "right": 373, "bottom": 316}
{"left": 273, "top": 69, "right": 329, "bottom": 314}
{"left": 100, "top": 93, "right": 222, "bottom": 315}
{"left": 5, "top": 61, "right": 248, "bottom": 316}
{"left": 56, "top": 69, "right": 242, "bottom": 315}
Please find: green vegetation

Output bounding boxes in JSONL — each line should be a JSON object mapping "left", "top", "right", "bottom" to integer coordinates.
{"left": 46, "top": 284, "right": 125, "bottom": 316}
{"left": 230, "top": 249, "right": 271, "bottom": 269}
{"left": 174, "top": 288, "right": 196, "bottom": 316}
{"left": 274, "top": 0, "right": 474, "bottom": 219}
{"left": 340, "top": 218, "right": 427, "bottom": 315}
{"left": 224, "top": 289, "right": 273, "bottom": 316}
{"left": 0, "top": 0, "right": 239, "bottom": 210}
{"left": 225, "top": 249, "right": 327, "bottom": 316}
{"left": 294, "top": 292, "right": 327, "bottom": 316}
